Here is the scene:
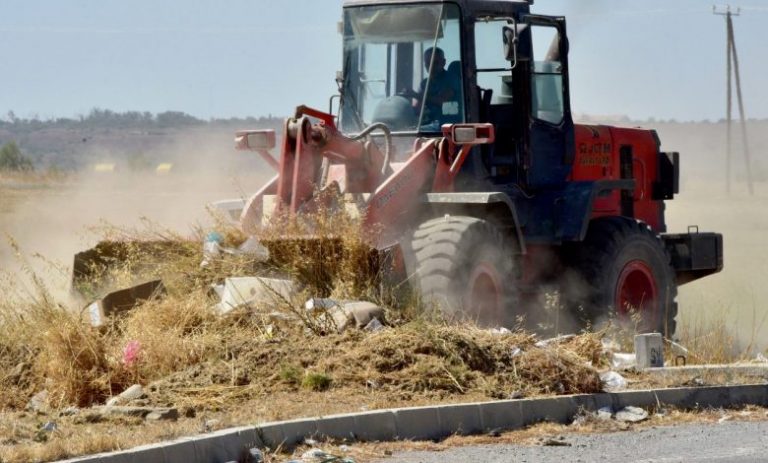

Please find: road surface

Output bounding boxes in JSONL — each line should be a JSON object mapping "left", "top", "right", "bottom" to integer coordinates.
{"left": 375, "top": 420, "right": 768, "bottom": 462}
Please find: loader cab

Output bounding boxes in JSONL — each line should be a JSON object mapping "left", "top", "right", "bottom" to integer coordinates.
{"left": 339, "top": 2, "right": 466, "bottom": 135}
{"left": 340, "top": 0, "right": 575, "bottom": 189}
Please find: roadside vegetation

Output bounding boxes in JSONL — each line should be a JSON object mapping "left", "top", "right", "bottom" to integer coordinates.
{"left": 0, "top": 212, "right": 604, "bottom": 462}
{"left": 0, "top": 142, "right": 33, "bottom": 172}
{"left": 0, "top": 205, "right": 762, "bottom": 462}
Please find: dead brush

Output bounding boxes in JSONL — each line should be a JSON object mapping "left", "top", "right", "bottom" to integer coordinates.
{"left": 1, "top": 259, "right": 276, "bottom": 411}
{"left": 559, "top": 330, "right": 607, "bottom": 368}
{"left": 106, "top": 291, "right": 222, "bottom": 384}
{"left": 673, "top": 309, "right": 740, "bottom": 364}
{"left": 3, "top": 199, "right": 608, "bottom": 423}
{"left": 75, "top": 217, "right": 255, "bottom": 299}
{"left": 0, "top": 245, "right": 114, "bottom": 409}
{"left": 255, "top": 203, "right": 384, "bottom": 302}
{"left": 0, "top": 303, "right": 40, "bottom": 409}
{"left": 592, "top": 306, "right": 745, "bottom": 366}
{"left": 516, "top": 345, "right": 603, "bottom": 395}
{"left": 0, "top": 296, "right": 113, "bottom": 408}
{"left": 320, "top": 322, "right": 602, "bottom": 397}
{"left": 34, "top": 305, "right": 112, "bottom": 407}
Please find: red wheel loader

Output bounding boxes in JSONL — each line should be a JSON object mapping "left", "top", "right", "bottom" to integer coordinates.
{"left": 70, "top": 0, "right": 721, "bottom": 336}
{"left": 233, "top": 0, "right": 723, "bottom": 335}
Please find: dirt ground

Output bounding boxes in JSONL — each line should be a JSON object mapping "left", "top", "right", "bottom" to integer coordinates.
{"left": 3, "top": 382, "right": 766, "bottom": 463}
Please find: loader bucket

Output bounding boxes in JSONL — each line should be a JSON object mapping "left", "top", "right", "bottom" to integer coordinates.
{"left": 72, "top": 239, "right": 196, "bottom": 298}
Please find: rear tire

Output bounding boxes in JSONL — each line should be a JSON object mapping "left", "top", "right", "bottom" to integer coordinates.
{"left": 562, "top": 217, "right": 677, "bottom": 336}
{"left": 404, "top": 215, "right": 519, "bottom": 327}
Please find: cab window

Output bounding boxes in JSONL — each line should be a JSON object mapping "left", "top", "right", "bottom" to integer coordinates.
{"left": 531, "top": 25, "right": 564, "bottom": 124}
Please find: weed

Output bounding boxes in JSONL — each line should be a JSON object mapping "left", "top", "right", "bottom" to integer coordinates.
{"left": 279, "top": 365, "right": 302, "bottom": 385}
{"left": 302, "top": 372, "right": 332, "bottom": 391}
{"left": 673, "top": 309, "right": 739, "bottom": 364}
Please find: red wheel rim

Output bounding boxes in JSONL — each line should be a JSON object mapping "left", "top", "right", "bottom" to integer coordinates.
{"left": 615, "top": 259, "right": 658, "bottom": 328}
{"left": 465, "top": 262, "right": 503, "bottom": 326}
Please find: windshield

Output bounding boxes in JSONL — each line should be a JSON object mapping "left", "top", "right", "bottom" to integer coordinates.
{"left": 340, "top": 3, "right": 464, "bottom": 135}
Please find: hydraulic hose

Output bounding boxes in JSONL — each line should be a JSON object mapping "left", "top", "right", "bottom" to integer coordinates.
{"left": 351, "top": 122, "right": 392, "bottom": 176}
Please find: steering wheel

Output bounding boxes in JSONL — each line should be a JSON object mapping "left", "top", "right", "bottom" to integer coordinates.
{"left": 396, "top": 88, "right": 419, "bottom": 100}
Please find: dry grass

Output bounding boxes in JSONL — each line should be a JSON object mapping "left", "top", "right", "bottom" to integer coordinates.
{"left": 672, "top": 299, "right": 768, "bottom": 365}
{"left": 0, "top": 411, "right": 198, "bottom": 463}
{"left": 255, "top": 204, "right": 385, "bottom": 301}
{"left": 0, "top": 212, "right": 611, "bottom": 461}
{"left": 673, "top": 311, "right": 740, "bottom": 365}
{"left": 582, "top": 308, "right": 759, "bottom": 367}
{"left": 0, "top": 292, "right": 608, "bottom": 462}
{"left": 0, "top": 204, "right": 761, "bottom": 462}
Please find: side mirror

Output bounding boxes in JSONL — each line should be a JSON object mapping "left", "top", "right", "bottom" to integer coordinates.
{"left": 235, "top": 129, "right": 276, "bottom": 151}
{"left": 506, "top": 23, "right": 531, "bottom": 63}
{"left": 503, "top": 26, "right": 517, "bottom": 62}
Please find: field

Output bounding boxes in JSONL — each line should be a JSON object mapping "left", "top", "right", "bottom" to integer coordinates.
{"left": 0, "top": 120, "right": 766, "bottom": 461}
{"left": 658, "top": 120, "right": 768, "bottom": 356}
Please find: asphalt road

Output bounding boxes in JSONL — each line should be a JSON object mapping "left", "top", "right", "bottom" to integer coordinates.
{"left": 376, "top": 420, "right": 768, "bottom": 463}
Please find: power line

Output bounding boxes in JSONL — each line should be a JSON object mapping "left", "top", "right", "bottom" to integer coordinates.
{"left": 713, "top": 5, "right": 741, "bottom": 15}
{"left": 565, "top": 5, "right": 768, "bottom": 18}
{"left": 714, "top": 5, "right": 754, "bottom": 196}
{"left": 568, "top": 8, "right": 707, "bottom": 18}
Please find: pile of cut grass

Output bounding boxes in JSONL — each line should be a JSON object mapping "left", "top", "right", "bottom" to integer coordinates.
{"left": 1, "top": 205, "right": 747, "bottom": 414}
{"left": 0, "top": 209, "right": 607, "bottom": 412}
{"left": 0, "top": 292, "right": 606, "bottom": 414}
{"left": 255, "top": 206, "right": 386, "bottom": 301}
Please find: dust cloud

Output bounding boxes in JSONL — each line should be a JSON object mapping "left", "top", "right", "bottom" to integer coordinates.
{"left": 0, "top": 128, "right": 274, "bottom": 303}
{"left": 653, "top": 120, "right": 768, "bottom": 354}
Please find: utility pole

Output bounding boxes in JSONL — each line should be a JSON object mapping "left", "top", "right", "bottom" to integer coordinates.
{"left": 714, "top": 5, "right": 754, "bottom": 195}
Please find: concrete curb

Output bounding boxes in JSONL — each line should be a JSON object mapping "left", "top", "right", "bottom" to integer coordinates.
{"left": 58, "top": 384, "right": 768, "bottom": 463}
{"left": 644, "top": 364, "right": 768, "bottom": 378}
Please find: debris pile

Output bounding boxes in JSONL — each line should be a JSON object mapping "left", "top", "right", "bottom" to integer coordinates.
{"left": 571, "top": 405, "right": 651, "bottom": 427}
{"left": 0, "top": 220, "right": 666, "bottom": 462}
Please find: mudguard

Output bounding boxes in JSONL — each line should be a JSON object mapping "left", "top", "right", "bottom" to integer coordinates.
{"left": 560, "top": 179, "right": 635, "bottom": 241}
{"left": 422, "top": 192, "right": 526, "bottom": 254}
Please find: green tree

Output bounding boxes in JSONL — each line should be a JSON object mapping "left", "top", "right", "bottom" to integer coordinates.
{"left": 0, "top": 141, "right": 34, "bottom": 171}
{"left": 156, "top": 111, "right": 202, "bottom": 128}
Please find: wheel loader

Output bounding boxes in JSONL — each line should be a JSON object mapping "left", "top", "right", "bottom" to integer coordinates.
{"left": 77, "top": 0, "right": 724, "bottom": 335}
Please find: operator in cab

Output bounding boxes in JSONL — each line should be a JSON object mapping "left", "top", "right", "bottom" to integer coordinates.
{"left": 402, "top": 47, "right": 460, "bottom": 126}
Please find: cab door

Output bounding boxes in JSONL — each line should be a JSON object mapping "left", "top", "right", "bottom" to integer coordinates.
{"left": 523, "top": 15, "right": 575, "bottom": 189}
{"left": 472, "top": 16, "right": 527, "bottom": 184}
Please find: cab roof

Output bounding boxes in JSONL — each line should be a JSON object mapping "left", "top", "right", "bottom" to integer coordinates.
{"left": 343, "top": 0, "right": 533, "bottom": 12}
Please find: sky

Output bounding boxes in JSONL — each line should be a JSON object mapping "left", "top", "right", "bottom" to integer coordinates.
{"left": 1, "top": 0, "right": 767, "bottom": 122}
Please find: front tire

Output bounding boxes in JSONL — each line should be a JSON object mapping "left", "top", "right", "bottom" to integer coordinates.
{"left": 405, "top": 216, "right": 519, "bottom": 327}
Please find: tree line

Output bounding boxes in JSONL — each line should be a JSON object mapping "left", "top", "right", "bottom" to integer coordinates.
{"left": 0, "top": 109, "right": 286, "bottom": 172}
{"left": 1, "top": 109, "right": 283, "bottom": 132}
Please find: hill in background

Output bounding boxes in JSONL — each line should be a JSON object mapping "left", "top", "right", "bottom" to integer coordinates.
{"left": 0, "top": 109, "right": 283, "bottom": 173}
{"left": 0, "top": 109, "right": 765, "bottom": 183}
